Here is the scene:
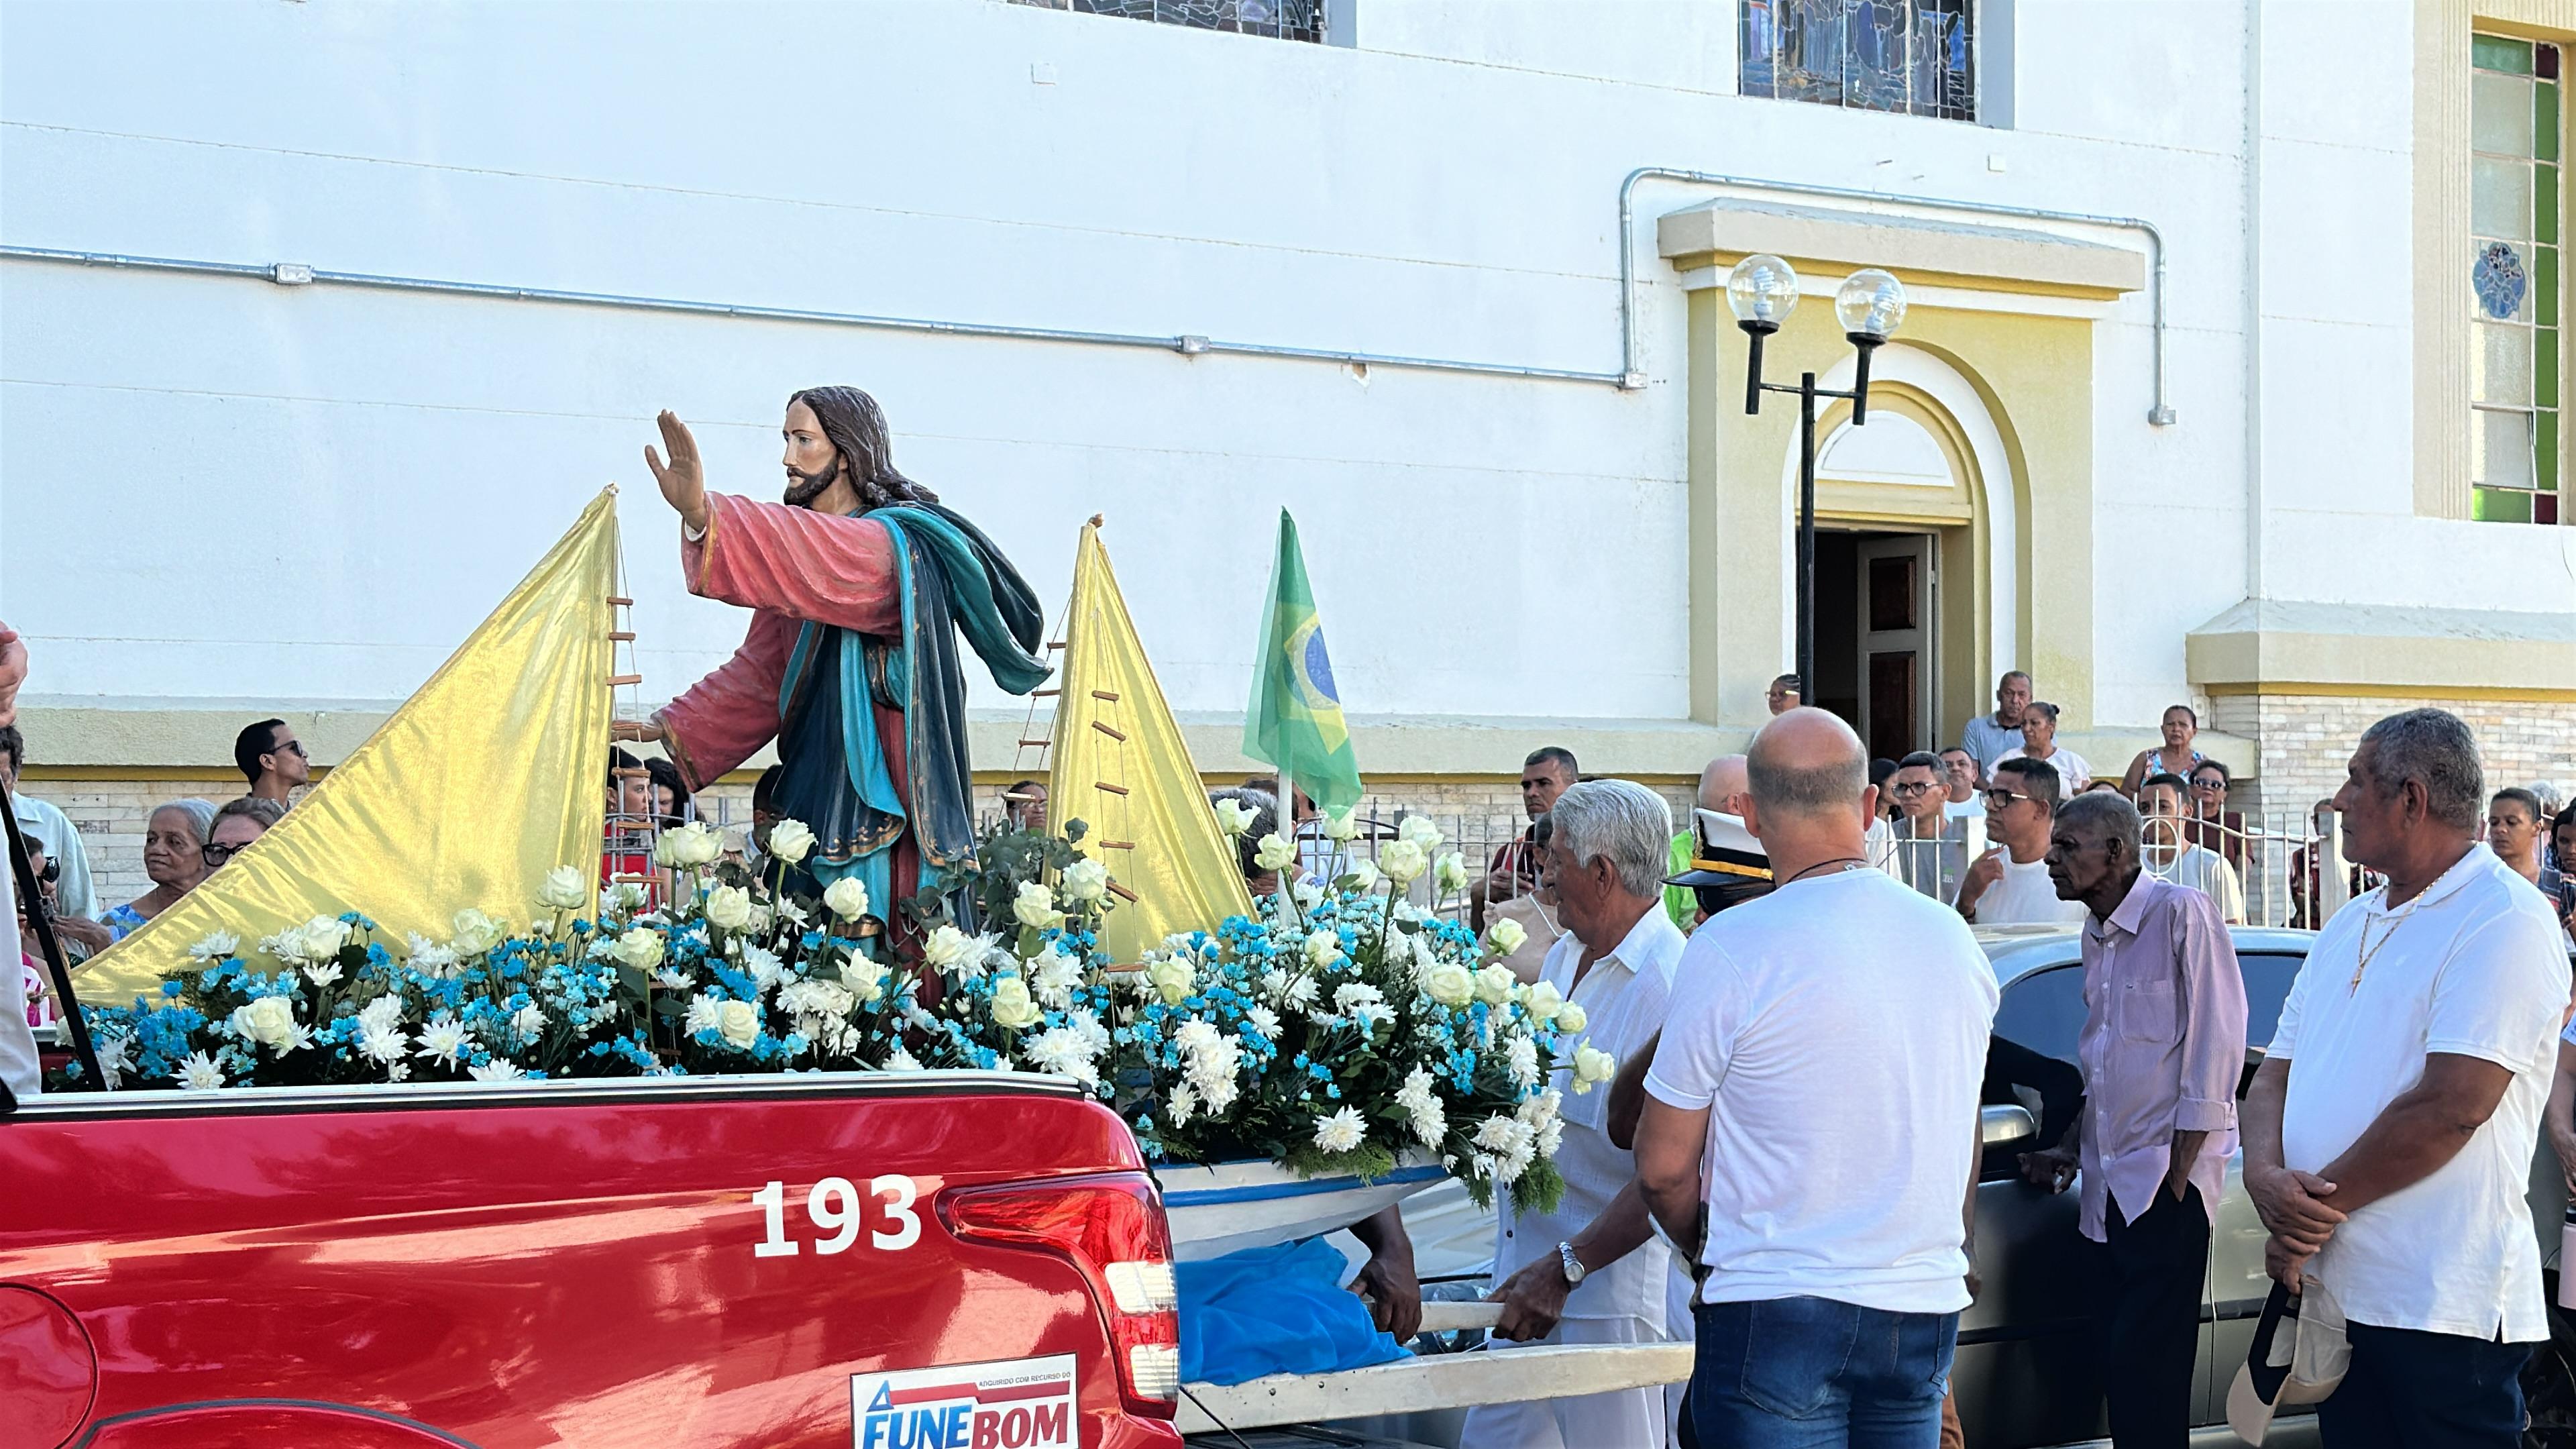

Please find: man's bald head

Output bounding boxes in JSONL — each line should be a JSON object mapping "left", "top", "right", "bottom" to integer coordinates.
{"left": 1746, "top": 708, "right": 1869, "bottom": 820}
{"left": 1697, "top": 754, "right": 1749, "bottom": 812}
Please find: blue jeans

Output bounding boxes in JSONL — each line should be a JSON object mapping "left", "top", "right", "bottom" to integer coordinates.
{"left": 1689, "top": 1296, "right": 1957, "bottom": 1448}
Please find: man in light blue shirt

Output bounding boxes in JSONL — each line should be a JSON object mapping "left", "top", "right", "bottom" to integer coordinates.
{"left": 1960, "top": 669, "right": 2033, "bottom": 775}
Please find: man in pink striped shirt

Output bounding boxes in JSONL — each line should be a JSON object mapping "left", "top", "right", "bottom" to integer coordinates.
{"left": 2025, "top": 790, "right": 2247, "bottom": 1448}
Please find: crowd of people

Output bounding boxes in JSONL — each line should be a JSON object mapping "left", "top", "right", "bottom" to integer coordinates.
{"left": 1309, "top": 703, "right": 2571, "bottom": 1449}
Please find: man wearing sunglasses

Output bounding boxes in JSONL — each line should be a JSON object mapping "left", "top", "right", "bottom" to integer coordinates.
{"left": 233, "top": 718, "right": 310, "bottom": 808}
{"left": 1955, "top": 757, "right": 2086, "bottom": 926}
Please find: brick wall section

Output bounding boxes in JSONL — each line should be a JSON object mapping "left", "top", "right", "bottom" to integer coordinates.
{"left": 2212, "top": 694, "right": 2576, "bottom": 817}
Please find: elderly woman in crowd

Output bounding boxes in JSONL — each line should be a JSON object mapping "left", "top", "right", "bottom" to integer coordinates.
{"left": 204, "top": 796, "right": 284, "bottom": 872}
{"left": 99, "top": 798, "right": 217, "bottom": 941}
{"left": 2119, "top": 704, "right": 2206, "bottom": 796}
{"left": 1998, "top": 700, "right": 2093, "bottom": 793}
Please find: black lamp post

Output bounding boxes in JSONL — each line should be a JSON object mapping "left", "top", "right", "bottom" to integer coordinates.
{"left": 1727, "top": 256, "right": 1910, "bottom": 712}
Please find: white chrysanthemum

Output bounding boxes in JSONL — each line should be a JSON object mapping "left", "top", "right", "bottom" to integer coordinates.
{"left": 1023, "top": 1026, "right": 1102, "bottom": 1085}
{"left": 299, "top": 961, "right": 343, "bottom": 989}
{"left": 1070, "top": 1008, "right": 1112, "bottom": 1053}
{"left": 884, "top": 1046, "right": 924, "bottom": 1073}
{"left": 655, "top": 967, "right": 692, "bottom": 991}
{"left": 1173, "top": 1018, "right": 1221, "bottom": 1052}
{"left": 1258, "top": 968, "right": 1292, "bottom": 1002}
{"left": 406, "top": 934, "right": 460, "bottom": 976}
{"left": 177, "top": 1050, "right": 227, "bottom": 1091}
{"left": 511, "top": 1004, "right": 547, "bottom": 1039}
{"left": 357, "top": 1020, "right": 407, "bottom": 1067}
{"left": 1030, "top": 950, "right": 1084, "bottom": 1008}
{"left": 1312, "top": 1106, "right": 1368, "bottom": 1155}
{"left": 358, "top": 994, "right": 405, "bottom": 1032}
{"left": 1243, "top": 1004, "right": 1282, "bottom": 1039}
{"left": 683, "top": 994, "right": 724, "bottom": 1038}
{"left": 415, "top": 1018, "right": 470, "bottom": 1065}
{"left": 1507, "top": 1034, "right": 1540, "bottom": 1087}
{"left": 1474, "top": 1114, "right": 1532, "bottom": 1155}
{"left": 188, "top": 930, "right": 240, "bottom": 962}
{"left": 1334, "top": 982, "right": 1384, "bottom": 1016}
{"left": 1396, "top": 1068, "right": 1447, "bottom": 1149}
{"left": 1167, "top": 1082, "right": 1200, "bottom": 1128}
{"left": 742, "top": 945, "right": 785, "bottom": 992}
{"left": 468, "top": 1059, "right": 527, "bottom": 1082}
{"left": 1279, "top": 974, "right": 1319, "bottom": 1011}
{"left": 92, "top": 1034, "right": 133, "bottom": 1087}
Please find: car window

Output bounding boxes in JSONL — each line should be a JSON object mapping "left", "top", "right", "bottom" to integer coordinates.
{"left": 2239, "top": 951, "right": 2307, "bottom": 1052}
{"left": 1993, "top": 963, "right": 2086, "bottom": 1065}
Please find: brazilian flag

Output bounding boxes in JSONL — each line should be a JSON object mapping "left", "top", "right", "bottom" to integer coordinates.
{"left": 1243, "top": 509, "right": 1364, "bottom": 813}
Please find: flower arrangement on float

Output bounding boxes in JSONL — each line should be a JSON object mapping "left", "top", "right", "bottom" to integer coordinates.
{"left": 70, "top": 809, "right": 1599, "bottom": 1215}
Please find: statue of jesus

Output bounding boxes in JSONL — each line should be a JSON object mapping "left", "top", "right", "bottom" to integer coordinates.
{"left": 616, "top": 387, "right": 1050, "bottom": 947}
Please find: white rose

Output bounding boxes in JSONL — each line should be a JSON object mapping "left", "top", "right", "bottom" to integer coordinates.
{"left": 450, "top": 909, "right": 504, "bottom": 957}
{"left": 766, "top": 818, "right": 815, "bottom": 865}
{"left": 1377, "top": 839, "right": 1426, "bottom": 884}
{"left": 1572, "top": 1044, "right": 1617, "bottom": 1093}
{"left": 1012, "top": 881, "right": 1065, "bottom": 930}
{"left": 676, "top": 822, "right": 725, "bottom": 867}
{"left": 611, "top": 928, "right": 665, "bottom": 971}
{"left": 1253, "top": 833, "right": 1296, "bottom": 873}
{"left": 823, "top": 877, "right": 871, "bottom": 922}
{"left": 704, "top": 884, "right": 753, "bottom": 931}
{"left": 989, "top": 975, "right": 1043, "bottom": 1030}
{"left": 1303, "top": 930, "right": 1341, "bottom": 970}
{"left": 1144, "top": 956, "right": 1195, "bottom": 1006}
{"left": 1322, "top": 808, "right": 1361, "bottom": 843}
{"left": 1346, "top": 859, "right": 1384, "bottom": 893}
{"left": 1433, "top": 851, "right": 1469, "bottom": 894}
{"left": 1214, "top": 799, "right": 1257, "bottom": 837}
{"left": 1398, "top": 815, "right": 1444, "bottom": 854}
{"left": 1061, "top": 857, "right": 1110, "bottom": 905}
{"left": 1521, "top": 980, "right": 1565, "bottom": 1025}
{"left": 839, "top": 958, "right": 888, "bottom": 1003}
{"left": 535, "top": 865, "right": 589, "bottom": 912}
{"left": 232, "top": 996, "right": 299, "bottom": 1051}
{"left": 1425, "top": 961, "right": 1476, "bottom": 1007}
{"left": 1473, "top": 964, "right": 1516, "bottom": 1006}
{"left": 1554, "top": 1002, "right": 1589, "bottom": 1035}
{"left": 1487, "top": 918, "right": 1527, "bottom": 957}
{"left": 716, "top": 998, "right": 761, "bottom": 1049}
{"left": 922, "top": 924, "right": 980, "bottom": 972}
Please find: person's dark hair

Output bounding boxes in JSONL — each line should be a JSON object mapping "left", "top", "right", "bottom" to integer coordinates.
{"left": 752, "top": 764, "right": 784, "bottom": 815}
{"left": 2556, "top": 802, "right": 2576, "bottom": 835}
{"left": 2000, "top": 669, "right": 2032, "bottom": 688}
{"left": 1995, "top": 755, "right": 2062, "bottom": 809}
{"left": 2141, "top": 771, "right": 2191, "bottom": 797}
{"left": 1770, "top": 673, "right": 1803, "bottom": 693}
{"left": 1524, "top": 746, "right": 1579, "bottom": 780}
{"left": 2164, "top": 703, "right": 2198, "bottom": 727}
{"left": 2493, "top": 786, "right": 2546, "bottom": 825}
{"left": 1868, "top": 757, "right": 1898, "bottom": 789}
{"left": 235, "top": 718, "right": 287, "bottom": 785}
{"left": 1209, "top": 787, "right": 1280, "bottom": 883}
{"left": 607, "top": 747, "right": 641, "bottom": 790}
{"left": 2058, "top": 791, "right": 2143, "bottom": 865}
{"left": 1528, "top": 812, "right": 1554, "bottom": 850}
{"left": 2357, "top": 708, "right": 2483, "bottom": 831}
{"left": 788, "top": 386, "right": 940, "bottom": 511}
{"left": 213, "top": 795, "right": 286, "bottom": 833}
{"left": 1897, "top": 750, "right": 1944, "bottom": 774}
{"left": 2025, "top": 700, "right": 2061, "bottom": 724}
{"left": 0, "top": 723, "right": 20, "bottom": 775}
{"left": 2191, "top": 759, "right": 2232, "bottom": 785}
{"left": 643, "top": 756, "right": 692, "bottom": 824}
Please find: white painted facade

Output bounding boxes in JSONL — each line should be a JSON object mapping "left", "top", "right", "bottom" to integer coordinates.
{"left": 3, "top": 0, "right": 2570, "bottom": 760}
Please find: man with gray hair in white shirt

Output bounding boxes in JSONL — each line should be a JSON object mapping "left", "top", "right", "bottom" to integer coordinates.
{"left": 1461, "top": 778, "right": 1690, "bottom": 1449}
{"left": 2243, "top": 709, "right": 2569, "bottom": 1448}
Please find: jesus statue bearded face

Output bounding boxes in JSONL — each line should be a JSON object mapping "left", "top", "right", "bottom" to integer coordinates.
{"left": 780, "top": 398, "right": 845, "bottom": 508}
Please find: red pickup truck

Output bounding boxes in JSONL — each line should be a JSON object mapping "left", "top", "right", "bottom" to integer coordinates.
{"left": 0, "top": 1072, "right": 1183, "bottom": 1449}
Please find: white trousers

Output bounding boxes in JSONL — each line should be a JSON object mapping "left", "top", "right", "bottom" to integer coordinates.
{"left": 1456, "top": 1314, "right": 1675, "bottom": 1449}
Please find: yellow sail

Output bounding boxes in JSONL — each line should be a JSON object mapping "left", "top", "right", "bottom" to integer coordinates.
{"left": 79, "top": 490, "right": 622, "bottom": 1003}
{"left": 1051, "top": 523, "right": 1254, "bottom": 963}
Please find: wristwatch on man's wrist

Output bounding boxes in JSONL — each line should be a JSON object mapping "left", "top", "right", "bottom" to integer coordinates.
{"left": 1557, "top": 1240, "right": 1587, "bottom": 1286}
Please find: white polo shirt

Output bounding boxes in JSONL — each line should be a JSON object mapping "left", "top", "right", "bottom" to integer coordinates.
{"left": 1646, "top": 867, "right": 1999, "bottom": 1313}
{"left": 2269, "top": 843, "right": 2571, "bottom": 1342}
{"left": 1492, "top": 906, "right": 1686, "bottom": 1329}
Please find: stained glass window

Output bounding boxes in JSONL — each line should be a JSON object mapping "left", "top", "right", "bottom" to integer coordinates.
{"left": 1741, "top": 0, "right": 1976, "bottom": 122}
{"left": 1011, "top": 0, "right": 1326, "bottom": 43}
{"left": 2471, "top": 34, "right": 2565, "bottom": 525}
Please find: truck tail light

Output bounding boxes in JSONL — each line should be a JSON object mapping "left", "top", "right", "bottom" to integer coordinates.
{"left": 943, "top": 1171, "right": 1180, "bottom": 1419}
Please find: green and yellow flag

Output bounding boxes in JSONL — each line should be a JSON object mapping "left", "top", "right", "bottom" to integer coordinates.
{"left": 1242, "top": 509, "right": 1362, "bottom": 814}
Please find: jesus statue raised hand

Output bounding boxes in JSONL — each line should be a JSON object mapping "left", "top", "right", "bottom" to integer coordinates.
{"left": 617, "top": 388, "right": 1050, "bottom": 952}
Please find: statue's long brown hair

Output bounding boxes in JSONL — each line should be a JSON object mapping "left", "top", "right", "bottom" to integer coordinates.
{"left": 790, "top": 386, "right": 941, "bottom": 510}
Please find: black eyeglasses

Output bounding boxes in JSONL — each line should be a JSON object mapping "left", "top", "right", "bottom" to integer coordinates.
{"left": 1889, "top": 781, "right": 1937, "bottom": 797}
{"left": 1984, "top": 788, "right": 2036, "bottom": 809}
{"left": 203, "top": 841, "right": 252, "bottom": 866}
{"left": 273, "top": 740, "right": 307, "bottom": 759}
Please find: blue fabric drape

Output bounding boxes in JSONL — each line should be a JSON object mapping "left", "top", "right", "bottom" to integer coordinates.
{"left": 1176, "top": 1238, "right": 1411, "bottom": 1386}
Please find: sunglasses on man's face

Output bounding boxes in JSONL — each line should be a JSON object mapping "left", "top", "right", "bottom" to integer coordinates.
{"left": 1984, "top": 788, "right": 2036, "bottom": 810}
{"left": 273, "top": 740, "right": 308, "bottom": 759}
{"left": 203, "top": 842, "right": 252, "bottom": 866}
{"left": 2191, "top": 778, "right": 2225, "bottom": 792}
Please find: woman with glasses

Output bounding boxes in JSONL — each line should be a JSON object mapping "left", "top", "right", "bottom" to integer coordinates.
{"left": 2181, "top": 759, "right": 2245, "bottom": 873}
{"left": 2117, "top": 704, "right": 2206, "bottom": 796}
{"left": 99, "top": 799, "right": 217, "bottom": 942}
{"left": 203, "top": 796, "right": 284, "bottom": 871}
